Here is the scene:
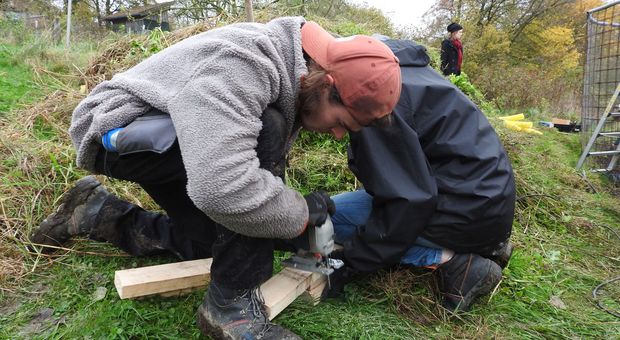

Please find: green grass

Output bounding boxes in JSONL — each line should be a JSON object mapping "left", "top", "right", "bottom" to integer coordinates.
{"left": 1, "top": 21, "right": 619, "bottom": 339}
{"left": 0, "top": 26, "right": 100, "bottom": 116}
{"left": 0, "top": 253, "right": 203, "bottom": 339}
{"left": 0, "top": 45, "right": 39, "bottom": 114}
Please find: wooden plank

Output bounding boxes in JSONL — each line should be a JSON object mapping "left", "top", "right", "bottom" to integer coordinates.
{"left": 302, "top": 275, "right": 327, "bottom": 306}
{"left": 159, "top": 286, "right": 204, "bottom": 298}
{"left": 261, "top": 268, "right": 315, "bottom": 320}
{"left": 114, "top": 258, "right": 212, "bottom": 299}
{"left": 307, "top": 272, "right": 327, "bottom": 290}
{"left": 114, "top": 258, "right": 327, "bottom": 319}
{"left": 552, "top": 118, "right": 571, "bottom": 125}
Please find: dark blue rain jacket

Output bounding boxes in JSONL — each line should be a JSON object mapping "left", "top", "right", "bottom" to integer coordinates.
{"left": 343, "top": 39, "right": 515, "bottom": 272}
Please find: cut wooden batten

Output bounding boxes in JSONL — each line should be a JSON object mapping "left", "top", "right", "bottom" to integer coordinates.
{"left": 114, "top": 259, "right": 326, "bottom": 320}
{"left": 262, "top": 269, "right": 325, "bottom": 320}
{"left": 304, "top": 279, "right": 327, "bottom": 305}
{"left": 115, "top": 258, "right": 213, "bottom": 299}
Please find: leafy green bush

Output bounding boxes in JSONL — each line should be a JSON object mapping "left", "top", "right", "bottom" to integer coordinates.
{"left": 448, "top": 72, "right": 484, "bottom": 103}
{"left": 425, "top": 45, "right": 440, "bottom": 71}
{"left": 473, "top": 63, "right": 580, "bottom": 117}
{"left": 331, "top": 21, "right": 368, "bottom": 35}
{"left": 447, "top": 72, "right": 498, "bottom": 115}
{"left": 129, "top": 28, "right": 169, "bottom": 57}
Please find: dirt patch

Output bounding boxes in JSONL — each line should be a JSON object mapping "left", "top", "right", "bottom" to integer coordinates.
{"left": 18, "top": 307, "right": 64, "bottom": 337}
{"left": 0, "top": 296, "right": 22, "bottom": 317}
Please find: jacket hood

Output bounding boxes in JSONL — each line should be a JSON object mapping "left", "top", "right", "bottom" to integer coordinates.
{"left": 383, "top": 39, "right": 430, "bottom": 67}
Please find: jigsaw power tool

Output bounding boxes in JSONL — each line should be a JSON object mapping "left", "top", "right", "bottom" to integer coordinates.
{"left": 282, "top": 216, "right": 344, "bottom": 276}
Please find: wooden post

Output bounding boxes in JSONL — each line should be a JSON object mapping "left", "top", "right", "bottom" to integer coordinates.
{"left": 245, "top": 0, "right": 254, "bottom": 22}
{"left": 65, "top": 0, "right": 72, "bottom": 49}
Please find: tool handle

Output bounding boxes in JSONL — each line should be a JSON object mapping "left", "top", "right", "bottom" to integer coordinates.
{"left": 308, "top": 215, "right": 335, "bottom": 256}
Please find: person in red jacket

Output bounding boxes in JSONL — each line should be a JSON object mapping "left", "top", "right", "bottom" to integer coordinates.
{"left": 441, "top": 22, "right": 464, "bottom": 76}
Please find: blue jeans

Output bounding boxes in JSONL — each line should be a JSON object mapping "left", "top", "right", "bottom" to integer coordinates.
{"left": 331, "top": 190, "right": 443, "bottom": 267}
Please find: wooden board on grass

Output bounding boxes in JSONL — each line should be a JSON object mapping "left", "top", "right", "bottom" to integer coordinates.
{"left": 114, "top": 258, "right": 213, "bottom": 299}
{"left": 114, "top": 258, "right": 326, "bottom": 320}
{"left": 261, "top": 269, "right": 324, "bottom": 320}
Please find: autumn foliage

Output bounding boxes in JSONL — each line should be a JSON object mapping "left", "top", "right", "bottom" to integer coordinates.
{"left": 418, "top": 0, "right": 605, "bottom": 117}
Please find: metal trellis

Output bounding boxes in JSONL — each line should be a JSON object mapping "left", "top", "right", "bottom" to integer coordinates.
{"left": 577, "top": 1, "right": 620, "bottom": 173}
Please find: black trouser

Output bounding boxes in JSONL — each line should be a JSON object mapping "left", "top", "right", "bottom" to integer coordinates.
{"left": 93, "top": 108, "right": 291, "bottom": 290}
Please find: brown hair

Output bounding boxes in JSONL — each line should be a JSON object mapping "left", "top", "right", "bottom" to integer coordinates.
{"left": 297, "top": 60, "right": 394, "bottom": 128}
{"left": 297, "top": 60, "right": 343, "bottom": 118}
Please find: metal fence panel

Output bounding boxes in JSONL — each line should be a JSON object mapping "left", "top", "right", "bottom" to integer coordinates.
{"left": 581, "top": 1, "right": 620, "bottom": 170}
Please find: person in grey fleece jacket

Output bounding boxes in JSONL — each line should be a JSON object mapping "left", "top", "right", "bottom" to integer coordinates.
{"left": 31, "top": 17, "right": 401, "bottom": 339}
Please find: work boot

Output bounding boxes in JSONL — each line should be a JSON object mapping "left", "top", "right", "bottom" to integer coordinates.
{"left": 197, "top": 282, "right": 301, "bottom": 340}
{"left": 485, "top": 241, "right": 514, "bottom": 269}
{"left": 433, "top": 253, "right": 502, "bottom": 312}
{"left": 31, "top": 176, "right": 111, "bottom": 250}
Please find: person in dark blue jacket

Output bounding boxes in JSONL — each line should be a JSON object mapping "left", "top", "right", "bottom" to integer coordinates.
{"left": 330, "top": 38, "right": 515, "bottom": 312}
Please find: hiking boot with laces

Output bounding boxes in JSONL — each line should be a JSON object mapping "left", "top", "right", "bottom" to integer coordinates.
{"left": 433, "top": 253, "right": 502, "bottom": 312}
{"left": 197, "top": 282, "right": 301, "bottom": 340}
{"left": 485, "top": 241, "right": 513, "bottom": 269}
{"left": 31, "top": 176, "right": 111, "bottom": 250}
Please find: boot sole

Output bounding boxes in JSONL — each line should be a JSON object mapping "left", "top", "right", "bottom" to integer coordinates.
{"left": 196, "top": 304, "right": 231, "bottom": 340}
{"left": 196, "top": 304, "right": 301, "bottom": 340}
{"left": 31, "top": 176, "right": 101, "bottom": 248}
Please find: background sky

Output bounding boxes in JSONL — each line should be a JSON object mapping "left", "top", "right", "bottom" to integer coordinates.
{"left": 348, "top": 0, "right": 437, "bottom": 29}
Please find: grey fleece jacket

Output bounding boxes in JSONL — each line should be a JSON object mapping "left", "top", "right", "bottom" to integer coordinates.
{"left": 69, "top": 17, "right": 309, "bottom": 239}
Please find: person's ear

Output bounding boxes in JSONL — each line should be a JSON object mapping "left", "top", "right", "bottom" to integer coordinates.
{"left": 325, "top": 74, "right": 335, "bottom": 86}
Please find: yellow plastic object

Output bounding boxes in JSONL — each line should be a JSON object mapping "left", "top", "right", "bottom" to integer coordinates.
{"left": 525, "top": 128, "right": 543, "bottom": 135}
{"left": 503, "top": 120, "right": 542, "bottom": 135}
{"left": 503, "top": 120, "right": 524, "bottom": 131}
{"left": 512, "top": 121, "right": 533, "bottom": 129}
{"left": 499, "top": 113, "right": 525, "bottom": 121}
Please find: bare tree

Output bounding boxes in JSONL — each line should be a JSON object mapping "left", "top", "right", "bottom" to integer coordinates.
{"left": 175, "top": 0, "right": 239, "bottom": 23}
{"left": 428, "top": 0, "right": 574, "bottom": 41}
{"left": 508, "top": 0, "right": 573, "bottom": 42}
{"left": 77, "top": 0, "right": 153, "bottom": 26}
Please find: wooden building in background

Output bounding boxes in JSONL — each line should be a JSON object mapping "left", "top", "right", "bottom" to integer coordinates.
{"left": 101, "top": 2, "right": 175, "bottom": 34}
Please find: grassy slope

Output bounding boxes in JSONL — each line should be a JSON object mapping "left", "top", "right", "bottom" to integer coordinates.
{"left": 1, "top": 34, "right": 619, "bottom": 340}
{"left": 0, "top": 45, "right": 39, "bottom": 114}
{"left": 2, "top": 117, "right": 618, "bottom": 339}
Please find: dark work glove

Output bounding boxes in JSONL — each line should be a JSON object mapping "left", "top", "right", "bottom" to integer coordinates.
{"left": 321, "top": 249, "right": 358, "bottom": 299}
{"left": 304, "top": 190, "right": 336, "bottom": 228}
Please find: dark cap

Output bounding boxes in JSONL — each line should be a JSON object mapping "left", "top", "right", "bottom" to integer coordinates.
{"left": 447, "top": 22, "right": 463, "bottom": 33}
